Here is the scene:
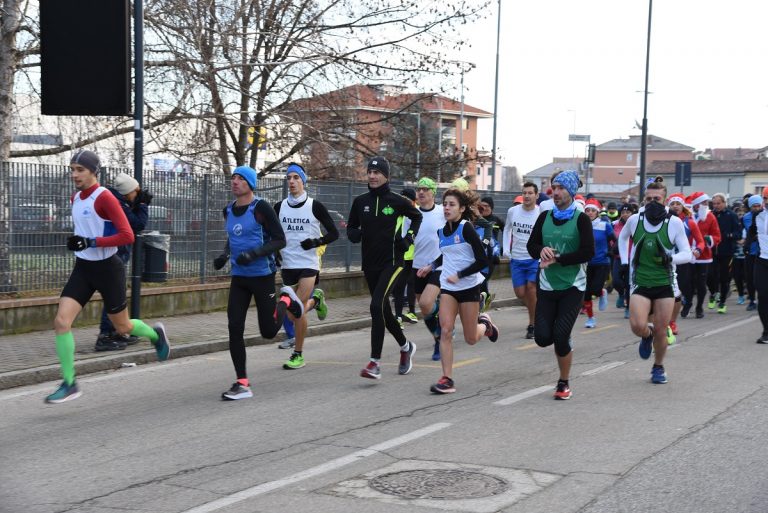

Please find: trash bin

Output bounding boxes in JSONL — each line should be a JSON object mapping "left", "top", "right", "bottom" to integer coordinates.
{"left": 141, "top": 232, "right": 170, "bottom": 283}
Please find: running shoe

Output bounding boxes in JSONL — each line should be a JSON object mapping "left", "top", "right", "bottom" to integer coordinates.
{"left": 708, "top": 294, "right": 718, "bottom": 309}
{"left": 283, "top": 352, "right": 305, "bottom": 370}
{"left": 666, "top": 326, "right": 676, "bottom": 345}
{"left": 312, "top": 288, "right": 328, "bottom": 320}
{"left": 757, "top": 335, "right": 768, "bottom": 345}
{"left": 651, "top": 366, "right": 668, "bottom": 384}
{"left": 616, "top": 296, "right": 625, "bottom": 309}
{"left": 152, "top": 322, "right": 171, "bottom": 361}
{"left": 525, "top": 324, "right": 535, "bottom": 340}
{"left": 278, "top": 337, "right": 295, "bottom": 349}
{"left": 113, "top": 332, "right": 140, "bottom": 346}
{"left": 360, "top": 361, "right": 381, "bottom": 379}
{"left": 585, "top": 317, "right": 596, "bottom": 329}
{"left": 639, "top": 332, "right": 653, "bottom": 360}
{"left": 669, "top": 321, "right": 678, "bottom": 335}
{"left": 221, "top": 382, "right": 253, "bottom": 400}
{"left": 554, "top": 381, "right": 572, "bottom": 400}
{"left": 479, "top": 313, "right": 498, "bottom": 342}
{"left": 598, "top": 289, "right": 608, "bottom": 311}
{"left": 624, "top": 308, "right": 630, "bottom": 319}
{"left": 280, "top": 286, "right": 304, "bottom": 319}
{"left": 432, "top": 338, "right": 441, "bottom": 361}
{"left": 737, "top": 295, "right": 746, "bottom": 305}
{"left": 403, "top": 312, "right": 419, "bottom": 324}
{"left": 695, "top": 309, "right": 704, "bottom": 319}
{"left": 717, "top": 304, "right": 727, "bottom": 314}
{"left": 747, "top": 301, "right": 757, "bottom": 312}
{"left": 45, "top": 381, "right": 82, "bottom": 404}
{"left": 680, "top": 303, "right": 691, "bottom": 318}
{"left": 430, "top": 376, "right": 456, "bottom": 394}
{"left": 94, "top": 333, "right": 127, "bottom": 352}
{"left": 398, "top": 341, "right": 416, "bottom": 375}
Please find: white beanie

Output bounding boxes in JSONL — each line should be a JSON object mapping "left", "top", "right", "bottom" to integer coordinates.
{"left": 114, "top": 173, "right": 139, "bottom": 195}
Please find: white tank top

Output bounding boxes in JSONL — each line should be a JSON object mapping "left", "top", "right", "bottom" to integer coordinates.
{"left": 413, "top": 204, "right": 445, "bottom": 268}
{"left": 72, "top": 187, "right": 117, "bottom": 261}
{"left": 438, "top": 220, "right": 484, "bottom": 291}
{"left": 279, "top": 197, "right": 322, "bottom": 270}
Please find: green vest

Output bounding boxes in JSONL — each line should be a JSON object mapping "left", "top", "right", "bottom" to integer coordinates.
{"left": 631, "top": 213, "right": 673, "bottom": 287}
{"left": 539, "top": 210, "right": 586, "bottom": 291}
{"left": 395, "top": 215, "right": 414, "bottom": 261}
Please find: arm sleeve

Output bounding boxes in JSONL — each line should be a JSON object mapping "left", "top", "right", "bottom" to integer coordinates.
{"left": 556, "top": 212, "right": 594, "bottom": 265}
{"left": 618, "top": 215, "right": 637, "bottom": 265}
{"left": 502, "top": 208, "right": 514, "bottom": 258}
{"left": 400, "top": 197, "right": 422, "bottom": 237}
{"left": 274, "top": 201, "right": 281, "bottom": 217}
{"left": 456, "top": 222, "right": 489, "bottom": 278}
{"left": 124, "top": 202, "right": 148, "bottom": 233}
{"left": 670, "top": 217, "right": 692, "bottom": 265}
{"left": 346, "top": 198, "right": 360, "bottom": 238}
{"left": 746, "top": 220, "right": 758, "bottom": 249}
{"left": 526, "top": 211, "right": 548, "bottom": 259}
{"left": 708, "top": 215, "right": 722, "bottom": 247}
{"left": 430, "top": 254, "right": 444, "bottom": 270}
{"left": 93, "top": 192, "right": 135, "bottom": 247}
{"left": 312, "top": 200, "right": 339, "bottom": 245}
{"left": 253, "top": 200, "right": 286, "bottom": 254}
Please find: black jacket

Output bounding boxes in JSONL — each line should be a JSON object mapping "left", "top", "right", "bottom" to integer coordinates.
{"left": 713, "top": 207, "right": 742, "bottom": 256}
{"left": 347, "top": 183, "right": 422, "bottom": 269}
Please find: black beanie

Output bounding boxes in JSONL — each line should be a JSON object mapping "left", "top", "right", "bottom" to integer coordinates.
{"left": 70, "top": 149, "right": 100, "bottom": 173}
{"left": 367, "top": 156, "right": 390, "bottom": 178}
{"left": 401, "top": 188, "right": 416, "bottom": 201}
{"left": 480, "top": 196, "right": 494, "bottom": 210}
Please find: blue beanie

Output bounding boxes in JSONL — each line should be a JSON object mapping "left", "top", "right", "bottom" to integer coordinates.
{"left": 552, "top": 169, "right": 580, "bottom": 198}
{"left": 286, "top": 163, "right": 307, "bottom": 184}
{"left": 748, "top": 194, "right": 763, "bottom": 208}
{"left": 233, "top": 166, "right": 257, "bottom": 190}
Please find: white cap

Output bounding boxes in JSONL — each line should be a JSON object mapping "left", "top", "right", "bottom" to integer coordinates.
{"left": 114, "top": 173, "right": 139, "bottom": 195}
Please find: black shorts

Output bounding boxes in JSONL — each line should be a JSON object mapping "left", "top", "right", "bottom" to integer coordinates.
{"left": 632, "top": 284, "right": 675, "bottom": 301}
{"left": 60, "top": 255, "right": 127, "bottom": 314}
{"left": 280, "top": 268, "right": 319, "bottom": 286}
{"left": 414, "top": 269, "right": 441, "bottom": 295}
{"left": 440, "top": 285, "right": 481, "bottom": 304}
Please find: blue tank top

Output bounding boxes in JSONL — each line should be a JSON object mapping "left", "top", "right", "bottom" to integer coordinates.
{"left": 226, "top": 199, "right": 276, "bottom": 277}
{"left": 589, "top": 218, "right": 612, "bottom": 265}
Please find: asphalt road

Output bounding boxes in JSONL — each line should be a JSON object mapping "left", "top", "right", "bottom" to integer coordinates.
{"left": 2, "top": 299, "right": 767, "bottom": 513}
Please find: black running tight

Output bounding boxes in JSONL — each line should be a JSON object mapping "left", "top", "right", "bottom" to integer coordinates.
{"left": 534, "top": 286, "right": 584, "bottom": 357}
{"left": 365, "top": 266, "right": 407, "bottom": 359}
{"left": 754, "top": 259, "right": 768, "bottom": 337}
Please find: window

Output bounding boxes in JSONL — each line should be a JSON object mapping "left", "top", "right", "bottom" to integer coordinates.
{"left": 626, "top": 153, "right": 633, "bottom": 162}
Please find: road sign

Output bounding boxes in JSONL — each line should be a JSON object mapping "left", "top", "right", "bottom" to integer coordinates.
{"left": 568, "top": 134, "right": 590, "bottom": 142}
{"left": 675, "top": 161, "right": 692, "bottom": 187}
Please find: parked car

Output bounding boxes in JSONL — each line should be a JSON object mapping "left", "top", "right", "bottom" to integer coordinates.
{"left": 12, "top": 203, "right": 59, "bottom": 233}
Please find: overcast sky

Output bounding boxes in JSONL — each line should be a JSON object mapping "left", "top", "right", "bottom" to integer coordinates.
{"left": 450, "top": 0, "right": 768, "bottom": 174}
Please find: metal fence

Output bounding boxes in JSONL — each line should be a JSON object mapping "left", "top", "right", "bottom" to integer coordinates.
{"left": 1, "top": 161, "right": 519, "bottom": 294}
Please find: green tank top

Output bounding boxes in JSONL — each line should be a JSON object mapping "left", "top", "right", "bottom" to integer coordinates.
{"left": 631, "top": 213, "right": 673, "bottom": 287}
{"left": 539, "top": 210, "right": 586, "bottom": 291}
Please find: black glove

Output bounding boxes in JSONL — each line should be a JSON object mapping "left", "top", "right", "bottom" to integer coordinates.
{"left": 492, "top": 255, "right": 500, "bottom": 265}
{"left": 619, "top": 264, "right": 629, "bottom": 283}
{"left": 347, "top": 227, "right": 362, "bottom": 243}
{"left": 300, "top": 238, "right": 322, "bottom": 250}
{"left": 659, "top": 252, "right": 672, "bottom": 266}
{"left": 213, "top": 253, "right": 229, "bottom": 270}
{"left": 67, "top": 236, "right": 93, "bottom": 251}
{"left": 235, "top": 248, "right": 267, "bottom": 265}
{"left": 394, "top": 233, "right": 413, "bottom": 253}
{"left": 137, "top": 189, "right": 153, "bottom": 205}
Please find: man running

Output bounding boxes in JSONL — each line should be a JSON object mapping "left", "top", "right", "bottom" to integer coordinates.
{"left": 527, "top": 170, "right": 594, "bottom": 400}
{"left": 742, "top": 194, "right": 763, "bottom": 312}
{"left": 502, "top": 181, "right": 540, "bottom": 339}
{"left": 619, "top": 178, "right": 692, "bottom": 384}
{"left": 274, "top": 163, "right": 338, "bottom": 370}
{"left": 346, "top": 156, "right": 422, "bottom": 379}
{"left": 709, "top": 193, "right": 741, "bottom": 313}
{"left": 745, "top": 196, "right": 768, "bottom": 344}
{"left": 47, "top": 150, "right": 170, "bottom": 404}
{"left": 689, "top": 192, "right": 721, "bottom": 318}
{"left": 214, "top": 166, "right": 304, "bottom": 400}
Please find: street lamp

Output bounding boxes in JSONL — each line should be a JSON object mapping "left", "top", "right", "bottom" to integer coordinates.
{"left": 638, "top": 0, "right": 653, "bottom": 199}
{"left": 490, "top": 0, "right": 501, "bottom": 191}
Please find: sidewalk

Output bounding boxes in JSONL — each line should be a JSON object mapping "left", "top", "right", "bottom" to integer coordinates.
{"left": 0, "top": 277, "right": 521, "bottom": 390}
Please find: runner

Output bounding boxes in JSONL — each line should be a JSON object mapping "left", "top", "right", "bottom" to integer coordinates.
{"left": 346, "top": 156, "right": 422, "bottom": 380}
{"left": 46, "top": 150, "right": 170, "bottom": 404}
{"left": 502, "top": 181, "right": 540, "bottom": 339}
{"left": 745, "top": 195, "right": 768, "bottom": 344}
{"left": 689, "top": 192, "right": 721, "bottom": 318}
{"left": 618, "top": 179, "right": 692, "bottom": 384}
{"left": 666, "top": 193, "right": 704, "bottom": 335}
{"left": 392, "top": 188, "right": 419, "bottom": 326}
{"left": 611, "top": 203, "right": 635, "bottom": 316}
{"left": 526, "top": 170, "right": 594, "bottom": 400}
{"left": 742, "top": 194, "right": 763, "bottom": 312}
{"left": 274, "top": 163, "right": 338, "bottom": 370}
{"left": 582, "top": 199, "right": 615, "bottom": 328}
{"left": 412, "top": 177, "right": 446, "bottom": 361}
{"left": 418, "top": 187, "right": 498, "bottom": 394}
{"left": 708, "top": 193, "right": 741, "bottom": 313}
{"left": 214, "top": 166, "right": 304, "bottom": 400}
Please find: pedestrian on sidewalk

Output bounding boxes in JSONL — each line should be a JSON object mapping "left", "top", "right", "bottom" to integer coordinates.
{"left": 502, "top": 181, "right": 540, "bottom": 339}
{"left": 392, "top": 188, "right": 419, "bottom": 327}
{"left": 213, "top": 166, "right": 304, "bottom": 400}
{"left": 273, "top": 163, "right": 338, "bottom": 370}
{"left": 46, "top": 150, "right": 170, "bottom": 404}
{"left": 619, "top": 178, "right": 692, "bottom": 384}
{"left": 346, "top": 156, "right": 422, "bottom": 380}
{"left": 526, "top": 170, "right": 594, "bottom": 400}
{"left": 93, "top": 172, "right": 151, "bottom": 351}
{"left": 419, "top": 187, "right": 499, "bottom": 394}
{"left": 412, "top": 177, "right": 445, "bottom": 361}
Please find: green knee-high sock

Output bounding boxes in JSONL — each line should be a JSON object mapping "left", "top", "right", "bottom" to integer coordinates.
{"left": 55, "top": 332, "right": 76, "bottom": 385}
{"left": 130, "top": 319, "right": 159, "bottom": 342}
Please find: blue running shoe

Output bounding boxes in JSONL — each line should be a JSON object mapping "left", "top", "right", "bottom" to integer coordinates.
{"left": 432, "top": 339, "right": 441, "bottom": 361}
{"left": 737, "top": 295, "right": 745, "bottom": 305}
{"left": 152, "top": 322, "right": 171, "bottom": 361}
{"left": 45, "top": 381, "right": 82, "bottom": 404}
{"left": 624, "top": 308, "right": 630, "bottom": 319}
{"left": 639, "top": 332, "right": 653, "bottom": 360}
{"left": 616, "top": 296, "right": 625, "bottom": 309}
{"left": 585, "top": 317, "right": 596, "bottom": 329}
{"left": 651, "top": 366, "right": 668, "bottom": 384}
{"left": 598, "top": 289, "right": 608, "bottom": 311}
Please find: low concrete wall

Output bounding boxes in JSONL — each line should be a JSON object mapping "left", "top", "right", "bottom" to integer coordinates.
{"left": 1, "top": 262, "right": 511, "bottom": 336}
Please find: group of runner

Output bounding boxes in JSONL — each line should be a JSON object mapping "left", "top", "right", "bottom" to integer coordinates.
{"left": 46, "top": 150, "right": 768, "bottom": 404}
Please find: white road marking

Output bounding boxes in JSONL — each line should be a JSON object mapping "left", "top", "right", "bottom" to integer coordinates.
{"left": 687, "top": 316, "right": 758, "bottom": 339}
{"left": 580, "top": 361, "right": 625, "bottom": 376}
{"left": 180, "top": 422, "right": 452, "bottom": 513}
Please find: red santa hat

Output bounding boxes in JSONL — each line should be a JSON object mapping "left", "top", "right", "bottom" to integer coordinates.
{"left": 584, "top": 198, "right": 602, "bottom": 211}
{"left": 666, "top": 193, "right": 686, "bottom": 206}
{"left": 689, "top": 191, "right": 710, "bottom": 207}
